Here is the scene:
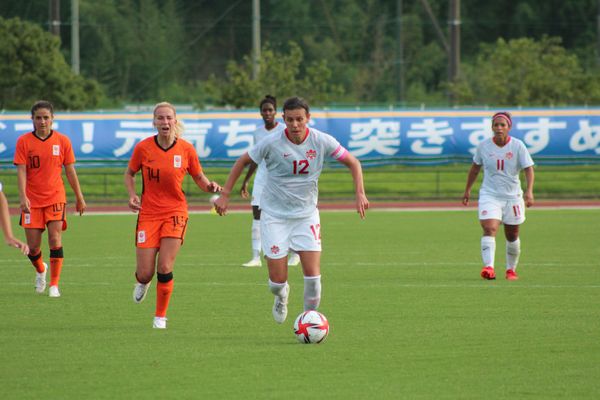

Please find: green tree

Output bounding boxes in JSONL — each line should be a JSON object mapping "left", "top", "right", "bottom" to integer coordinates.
{"left": 0, "top": 16, "right": 103, "bottom": 110}
{"left": 205, "top": 42, "right": 343, "bottom": 108}
{"left": 450, "top": 36, "right": 598, "bottom": 106}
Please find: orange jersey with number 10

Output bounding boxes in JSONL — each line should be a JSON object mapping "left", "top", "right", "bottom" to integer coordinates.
{"left": 128, "top": 136, "right": 202, "bottom": 220}
{"left": 13, "top": 131, "right": 76, "bottom": 208}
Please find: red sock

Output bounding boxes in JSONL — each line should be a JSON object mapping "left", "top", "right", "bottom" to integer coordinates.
{"left": 49, "top": 247, "right": 64, "bottom": 287}
{"left": 155, "top": 280, "right": 174, "bottom": 318}
{"left": 28, "top": 250, "right": 46, "bottom": 273}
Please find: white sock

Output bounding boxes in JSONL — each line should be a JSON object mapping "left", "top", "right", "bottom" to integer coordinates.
{"left": 251, "top": 219, "right": 261, "bottom": 259}
{"left": 303, "top": 275, "right": 321, "bottom": 311}
{"left": 481, "top": 236, "right": 496, "bottom": 267}
{"left": 506, "top": 238, "right": 521, "bottom": 270}
{"left": 268, "top": 280, "right": 288, "bottom": 299}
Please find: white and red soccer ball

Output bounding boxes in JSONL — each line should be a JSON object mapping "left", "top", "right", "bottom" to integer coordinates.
{"left": 293, "top": 310, "right": 329, "bottom": 344}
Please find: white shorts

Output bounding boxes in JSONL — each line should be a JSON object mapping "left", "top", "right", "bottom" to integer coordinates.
{"left": 260, "top": 209, "right": 322, "bottom": 259}
{"left": 478, "top": 195, "right": 526, "bottom": 225}
{"left": 251, "top": 181, "right": 263, "bottom": 207}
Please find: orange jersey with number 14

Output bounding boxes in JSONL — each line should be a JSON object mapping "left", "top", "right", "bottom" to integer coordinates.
{"left": 13, "top": 131, "right": 76, "bottom": 208}
{"left": 128, "top": 136, "right": 202, "bottom": 220}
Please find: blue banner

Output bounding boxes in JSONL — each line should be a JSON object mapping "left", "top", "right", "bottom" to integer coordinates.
{"left": 1, "top": 109, "right": 600, "bottom": 165}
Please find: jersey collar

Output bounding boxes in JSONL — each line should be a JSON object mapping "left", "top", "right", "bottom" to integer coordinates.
{"left": 32, "top": 130, "right": 54, "bottom": 141}
{"left": 154, "top": 135, "right": 177, "bottom": 152}
{"left": 284, "top": 128, "right": 310, "bottom": 145}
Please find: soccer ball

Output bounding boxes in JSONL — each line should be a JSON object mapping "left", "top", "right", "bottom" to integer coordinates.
{"left": 293, "top": 310, "right": 329, "bottom": 344}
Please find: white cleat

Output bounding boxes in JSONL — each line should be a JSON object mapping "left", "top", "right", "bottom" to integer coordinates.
{"left": 153, "top": 317, "right": 167, "bottom": 329}
{"left": 35, "top": 262, "right": 48, "bottom": 293}
{"left": 48, "top": 285, "right": 60, "bottom": 298}
{"left": 133, "top": 282, "right": 151, "bottom": 303}
{"left": 242, "top": 258, "right": 262, "bottom": 268}
{"left": 272, "top": 283, "right": 289, "bottom": 324}
{"left": 287, "top": 253, "right": 300, "bottom": 267}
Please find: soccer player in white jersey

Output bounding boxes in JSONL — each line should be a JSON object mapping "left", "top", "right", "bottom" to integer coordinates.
{"left": 215, "top": 97, "right": 369, "bottom": 323}
{"left": 462, "top": 111, "right": 535, "bottom": 281}
{"left": 0, "top": 182, "right": 30, "bottom": 255}
{"left": 239, "top": 95, "right": 300, "bottom": 268}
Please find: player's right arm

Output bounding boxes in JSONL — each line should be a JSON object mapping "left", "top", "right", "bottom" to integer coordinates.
{"left": 214, "top": 152, "right": 254, "bottom": 216}
{"left": 240, "top": 162, "right": 258, "bottom": 199}
{"left": 16, "top": 164, "right": 30, "bottom": 214}
{"left": 124, "top": 168, "right": 141, "bottom": 212}
{"left": 462, "top": 163, "right": 481, "bottom": 206}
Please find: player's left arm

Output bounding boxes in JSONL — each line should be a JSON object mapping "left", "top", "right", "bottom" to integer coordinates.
{"left": 191, "top": 172, "right": 222, "bottom": 193}
{"left": 64, "top": 163, "right": 86, "bottom": 215}
{"left": 338, "top": 152, "right": 369, "bottom": 219}
{"left": 523, "top": 166, "right": 535, "bottom": 207}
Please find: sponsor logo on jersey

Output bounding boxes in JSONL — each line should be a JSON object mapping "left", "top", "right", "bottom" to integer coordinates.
{"left": 174, "top": 155, "right": 182, "bottom": 168}
{"left": 52, "top": 145, "right": 60, "bottom": 156}
{"left": 306, "top": 149, "right": 317, "bottom": 160}
{"left": 283, "top": 153, "right": 292, "bottom": 158}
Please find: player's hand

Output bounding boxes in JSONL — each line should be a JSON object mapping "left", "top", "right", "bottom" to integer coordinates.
{"left": 214, "top": 194, "right": 229, "bottom": 216}
{"left": 76, "top": 197, "right": 87, "bottom": 216}
{"left": 207, "top": 181, "right": 222, "bottom": 193}
{"left": 356, "top": 193, "right": 369, "bottom": 219}
{"left": 240, "top": 182, "right": 249, "bottom": 199}
{"left": 128, "top": 195, "right": 142, "bottom": 212}
{"left": 20, "top": 197, "right": 31, "bottom": 214}
{"left": 462, "top": 192, "right": 470, "bottom": 206}
{"left": 524, "top": 191, "right": 534, "bottom": 207}
{"left": 6, "top": 237, "right": 29, "bottom": 255}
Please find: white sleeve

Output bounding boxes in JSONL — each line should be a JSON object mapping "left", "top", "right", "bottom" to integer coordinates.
{"left": 0, "top": 181, "right": 3, "bottom": 192}
{"left": 518, "top": 141, "right": 534, "bottom": 169}
{"left": 248, "top": 136, "right": 268, "bottom": 164}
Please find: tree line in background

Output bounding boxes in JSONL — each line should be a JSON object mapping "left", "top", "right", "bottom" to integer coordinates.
{"left": 1, "top": 0, "right": 599, "bottom": 110}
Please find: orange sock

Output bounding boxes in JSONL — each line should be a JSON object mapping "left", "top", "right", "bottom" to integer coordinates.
{"left": 27, "top": 250, "right": 46, "bottom": 273}
{"left": 155, "top": 277, "right": 174, "bottom": 318}
{"left": 49, "top": 247, "right": 64, "bottom": 287}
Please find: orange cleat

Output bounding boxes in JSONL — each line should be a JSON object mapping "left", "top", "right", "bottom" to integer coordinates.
{"left": 505, "top": 269, "right": 519, "bottom": 281}
{"left": 480, "top": 266, "right": 496, "bottom": 280}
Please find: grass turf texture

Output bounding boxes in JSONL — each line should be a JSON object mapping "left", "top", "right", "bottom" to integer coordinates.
{"left": 1, "top": 209, "right": 599, "bottom": 399}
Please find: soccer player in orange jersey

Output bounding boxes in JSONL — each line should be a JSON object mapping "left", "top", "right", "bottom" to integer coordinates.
{"left": 14, "top": 100, "right": 86, "bottom": 297}
{"left": 125, "top": 102, "right": 222, "bottom": 329}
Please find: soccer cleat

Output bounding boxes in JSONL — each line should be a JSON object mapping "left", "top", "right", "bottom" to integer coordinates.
{"left": 153, "top": 317, "right": 167, "bottom": 329}
{"left": 242, "top": 258, "right": 262, "bottom": 268}
{"left": 133, "top": 281, "right": 151, "bottom": 303}
{"left": 506, "top": 269, "right": 519, "bottom": 280}
{"left": 287, "top": 253, "right": 300, "bottom": 267}
{"left": 35, "top": 262, "right": 48, "bottom": 293}
{"left": 48, "top": 285, "right": 61, "bottom": 298}
{"left": 480, "top": 266, "right": 496, "bottom": 280}
{"left": 272, "top": 283, "right": 289, "bottom": 324}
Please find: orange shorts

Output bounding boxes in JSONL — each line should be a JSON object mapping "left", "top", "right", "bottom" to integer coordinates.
{"left": 135, "top": 214, "right": 189, "bottom": 248}
{"left": 20, "top": 203, "right": 67, "bottom": 231}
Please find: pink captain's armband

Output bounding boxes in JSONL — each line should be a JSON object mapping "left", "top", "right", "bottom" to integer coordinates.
{"left": 330, "top": 145, "right": 348, "bottom": 161}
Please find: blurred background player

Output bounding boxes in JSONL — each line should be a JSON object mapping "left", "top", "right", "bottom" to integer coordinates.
{"left": 0, "top": 182, "right": 29, "bottom": 255}
{"left": 462, "top": 111, "right": 535, "bottom": 281}
{"left": 14, "top": 100, "right": 86, "bottom": 297}
{"left": 125, "top": 102, "right": 222, "bottom": 329}
{"left": 215, "top": 97, "right": 369, "bottom": 324}
{"left": 239, "top": 95, "right": 299, "bottom": 268}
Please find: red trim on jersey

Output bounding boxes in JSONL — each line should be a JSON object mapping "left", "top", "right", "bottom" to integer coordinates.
{"left": 284, "top": 128, "right": 310, "bottom": 144}
{"left": 493, "top": 135, "right": 511, "bottom": 147}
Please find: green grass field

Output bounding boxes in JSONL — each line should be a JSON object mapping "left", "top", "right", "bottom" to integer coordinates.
{"left": 1, "top": 209, "right": 599, "bottom": 399}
